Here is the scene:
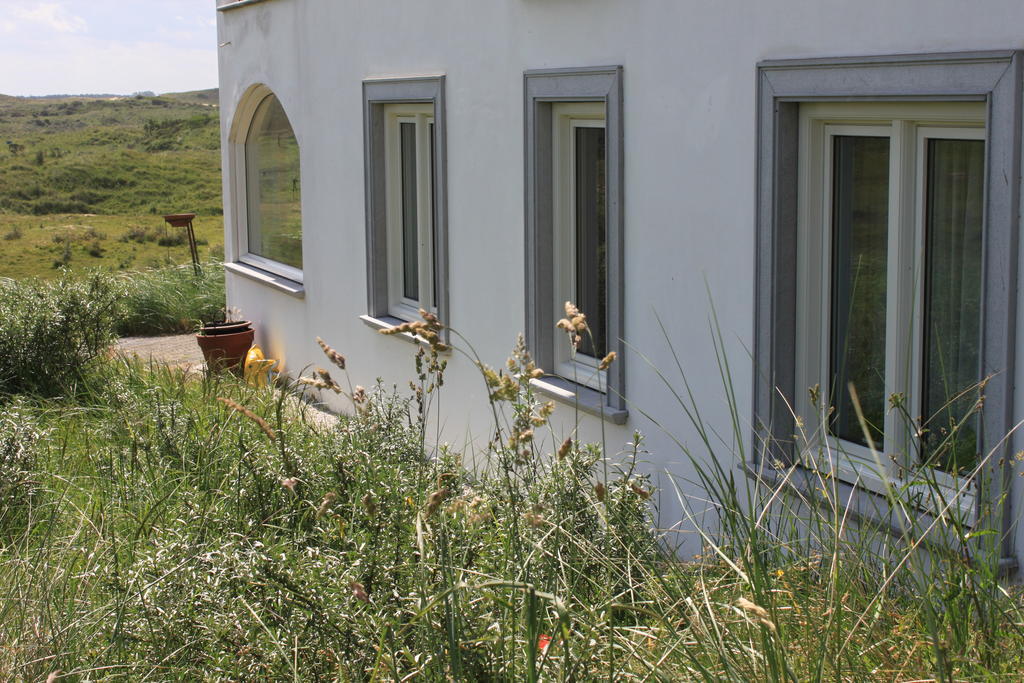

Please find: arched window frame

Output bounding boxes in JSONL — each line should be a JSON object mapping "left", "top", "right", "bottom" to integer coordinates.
{"left": 227, "top": 85, "right": 304, "bottom": 287}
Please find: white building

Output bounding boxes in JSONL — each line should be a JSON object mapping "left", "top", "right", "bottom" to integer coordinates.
{"left": 215, "top": 0, "right": 1024, "bottom": 574}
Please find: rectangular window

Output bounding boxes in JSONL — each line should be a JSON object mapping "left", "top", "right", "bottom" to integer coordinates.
{"left": 363, "top": 77, "right": 448, "bottom": 331}
{"left": 755, "top": 51, "right": 1022, "bottom": 563}
{"left": 524, "top": 67, "right": 625, "bottom": 423}
{"left": 795, "top": 102, "right": 986, "bottom": 485}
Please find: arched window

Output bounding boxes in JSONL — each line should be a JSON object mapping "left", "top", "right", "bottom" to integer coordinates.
{"left": 238, "top": 90, "right": 302, "bottom": 279}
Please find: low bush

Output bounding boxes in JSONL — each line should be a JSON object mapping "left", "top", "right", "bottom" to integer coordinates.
{"left": 156, "top": 232, "right": 186, "bottom": 247}
{"left": 0, "top": 272, "right": 119, "bottom": 397}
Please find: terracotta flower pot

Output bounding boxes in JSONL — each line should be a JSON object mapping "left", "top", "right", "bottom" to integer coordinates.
{"left": 196, "top": 325, "right": 254, "bottom": 372}
{"left": 199, "top": 320, "right": 252, "bottom": 336}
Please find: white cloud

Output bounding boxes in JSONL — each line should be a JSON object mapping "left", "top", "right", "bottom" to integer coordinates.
{"left": 12, "top": 2, "right": 87, "bottom": 33}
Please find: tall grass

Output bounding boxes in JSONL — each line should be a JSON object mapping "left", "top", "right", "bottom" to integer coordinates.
{"left": 115, "top": 262, "right": 225, "bottom": 336}
{"left": 0, "top": 304, "right": 1021, "bottom": 679}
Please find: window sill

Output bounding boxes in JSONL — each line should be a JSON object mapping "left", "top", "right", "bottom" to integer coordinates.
{"left": 224, "top": 262, "right": 305, "bottom": 299}
{"left": 791, "top": 453, "right": 979, "bottom": 525}
{"left": 744, "top": 460, "right": 981, "bottom": 540}
{"left": 530, "top": 376, "right": 628, "bottom": 425}
{"left": 359, "top": 314, "right": 451, "bottom": 353}
{"left": 744, "top": 461, "right": 1020, "bottom": 580}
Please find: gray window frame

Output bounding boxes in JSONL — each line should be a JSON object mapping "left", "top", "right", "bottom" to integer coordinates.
{"left": 754, "top": 50, "right": 1021, "bottom": 561}
{"left": 363, "top": 76, "right": 448, "bottom": 332}
{"left": 524, "top": 66, "right": 626, "bottom": 422}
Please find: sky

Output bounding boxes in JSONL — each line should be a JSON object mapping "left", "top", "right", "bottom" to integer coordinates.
{"left": 0, "top": 1, "right": 218, "bottom": 96}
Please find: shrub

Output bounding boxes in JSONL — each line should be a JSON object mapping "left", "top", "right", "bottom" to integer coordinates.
{"left": 119, "top": 225, "right": 157, "bottom": 243}
{"left": 0, "top": 272, "right": 120, "bottom": 396}
{"left": 30, "top": 199, "right": 90, "bottom": 215}
{"left": 156, "top": 232, "right": 186, "bottom": 247}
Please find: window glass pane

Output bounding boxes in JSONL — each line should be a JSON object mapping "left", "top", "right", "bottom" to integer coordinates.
{"left": 245, "top": 94, "right": 302, "bottom": 269}
{"left": 921, "top": 138, "right": 984, "bottom": 473}
{"left": 430, "top": 122, "right": 437, "bottom": 308}
{"left": 830, "top": 136, "right": 889, "bottom": 447}
{"left": 400, "top": 121, "right": 418, "bottom": 301}
{"left": 575, "top": 126, "right": 607, "bottom": 359}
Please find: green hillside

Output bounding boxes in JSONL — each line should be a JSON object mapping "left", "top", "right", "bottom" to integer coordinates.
{"left": 0, "top": 89, "right": 225, "bottom": 279}
{"left": 0, "top": 90, "right": 221, "bottom": 216}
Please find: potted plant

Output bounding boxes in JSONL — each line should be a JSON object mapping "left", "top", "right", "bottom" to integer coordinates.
{"left": 195, "top": 310, "right": 254, "bottom": 372}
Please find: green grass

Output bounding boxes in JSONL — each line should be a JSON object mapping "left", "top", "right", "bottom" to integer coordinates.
{"left": 0, "top": 213, "right": 224, "bottom": 280}
{"left": 0, "top": 301, "right": 1022, "bottom": 679}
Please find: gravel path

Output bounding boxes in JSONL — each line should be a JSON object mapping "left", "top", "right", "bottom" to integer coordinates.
{"left": 114, "top": 333, "right": 204, "bottom": 371}
{"left": 112, "top": 334, "right": 339, "bottom": 429}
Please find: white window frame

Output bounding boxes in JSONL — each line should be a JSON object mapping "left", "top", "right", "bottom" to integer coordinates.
{"left": 523, "top": 66, "right": 626, "bottom": 424}
{"left": 384, "top": 103, "right": 435, "bottom": 321}
{"left": 795, "top": 101, "right": 986, "bottom": 508}
{"left": 362, "top": 76, "right": 448, "bottom": 336}
{"left": 232, "top": 87, "right": 304, "bottom": 284}
{"left": 552, "top": 102, "right": 607, "bottom": 391}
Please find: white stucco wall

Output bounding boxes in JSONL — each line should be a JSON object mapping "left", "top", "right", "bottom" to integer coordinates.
{"left": 216, "top": 0, "right": 1024, "bottom": 567}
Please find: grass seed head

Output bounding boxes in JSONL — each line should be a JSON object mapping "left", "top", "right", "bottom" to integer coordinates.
{"left": 298, "top": 376, "right": 340, "bottom": 393}
{"left": 734, "top": 597, "right": 776, "bottom": 632}
{"left": 598, "top": 351, "right": 617, "bottom": 371}
{"left": 316, "top": 337, "right": 346, "bottom": 370}
{"left": 316, "top": 491, "right": 338, "bottom": 519}
{"left": 349, "top": 580, "right": 370, "bottom": 603}
{"left": 630, "top": 483, "right": 651, "bottom": 499}
{"left": 557, "top": 437, "right": 573, "bottom": 460}
{"left": 425, "top": 487, "right": 449, "bottom": 518}
{"left": 524, "top": 511, "right": 545, "bottom": 528}
{"left": 216, "top": 397, "right": 276, "bottom": 441}
{"left": 361, "top": 492, "right": 377, "bottom": 516}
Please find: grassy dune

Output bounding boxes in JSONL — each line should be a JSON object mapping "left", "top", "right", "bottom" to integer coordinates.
{"left": 0, "top": 90, "right": 224, "bottom": 279}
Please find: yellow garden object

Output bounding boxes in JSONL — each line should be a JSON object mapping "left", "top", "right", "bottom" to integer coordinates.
{"left": 244, "top": 345, "right": 277, "bottom": 387}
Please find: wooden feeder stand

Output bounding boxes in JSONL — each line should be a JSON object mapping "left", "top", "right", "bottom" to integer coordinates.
{"left": 163, "top": 212, "right": 201, "bottom": 274}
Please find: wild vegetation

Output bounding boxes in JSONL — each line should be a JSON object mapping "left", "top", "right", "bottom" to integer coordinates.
{"left": 0, "top": 90, "right": 223, "bottom": 279}
{"left": 0, "top": 281, "right": 1022, "bottom": 680}
{"left": 0, "top": 266, "right": 223, "bottom": 398}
